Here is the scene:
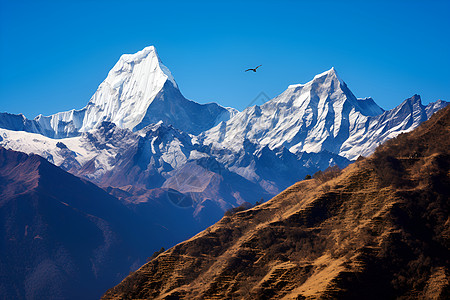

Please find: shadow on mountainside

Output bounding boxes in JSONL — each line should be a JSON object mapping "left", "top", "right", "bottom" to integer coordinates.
{"left": 103, "top": 106, "right": 450, "bottom": 299}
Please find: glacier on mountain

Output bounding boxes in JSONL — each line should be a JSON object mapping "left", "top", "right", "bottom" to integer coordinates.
{"left": 2, "top": 45, "right": 449, "bottom": 300}
{"left": 0, "top": 46, "right": 448, "bottom": 212}
{"left": 0, "top": 46, "right": 235, "bottom": 138}
{"left": 200, "top": 68, "right": 447, "bottom": 161}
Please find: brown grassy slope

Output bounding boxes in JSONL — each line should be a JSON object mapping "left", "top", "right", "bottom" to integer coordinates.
{"left": 103, "top": 105, "right": 450, "bottom": 300}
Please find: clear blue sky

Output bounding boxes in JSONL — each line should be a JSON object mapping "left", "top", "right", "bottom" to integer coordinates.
{"left": 1, "top": 0, "right": 449, "bottom": 118}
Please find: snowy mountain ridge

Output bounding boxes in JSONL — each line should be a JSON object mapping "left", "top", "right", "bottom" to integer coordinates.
{"left": 0, "top": 46, "right": 234, "bottom": 138}
{"left": 1, "top": 45, "right": 448, "bottom": 300}
{"left": 200, "top": 68, "right": 446, "bottom": 160}
{"left": 79, "top": 45, "right": 177, "bottom": 133}
{"left": 0, "top": 45, "right": 448, "bottom": 210}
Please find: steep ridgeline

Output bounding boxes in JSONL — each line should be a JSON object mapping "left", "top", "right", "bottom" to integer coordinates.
{"left": 103, "top": 104, "right": 450, "bottom": 300}
{"left": 0, "top": 53, "right": 447, "bottom": 219}
{"left": 0, "top": 46, "right": 449, "bottom": 300}
{"left": 201, "top": 68, "right": 447, "bottom": 160}
{"left": 0, "top": 46, "right": 234, "bottom": 138}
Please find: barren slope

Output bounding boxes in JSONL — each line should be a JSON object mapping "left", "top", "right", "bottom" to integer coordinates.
{"left": 103, "top": 106, "right": 450, "bottom": 299}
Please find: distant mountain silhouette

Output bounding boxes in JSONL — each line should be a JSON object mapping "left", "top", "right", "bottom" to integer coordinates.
{"left": 0, "top": 147, "right": 154, "bottom": 300}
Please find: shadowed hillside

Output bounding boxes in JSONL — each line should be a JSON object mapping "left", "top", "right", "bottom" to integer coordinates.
{"left": 0, "top": 148, "right": 154, "bottom": 300}
{"left": 103, "top": 105, "right": 450, "bottom": 299}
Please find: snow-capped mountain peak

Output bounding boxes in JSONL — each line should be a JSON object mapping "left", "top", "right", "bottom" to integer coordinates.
{"left": 202, "top": 68, "right": 445, "bottom": 159}
{"left": 0, "top": 46, "right": 233, "bottom": 138}
{"left": 81, "top": 46, "right": 179, "bottom": 132}
{"left": 287, "top": 67, "right": 339, "bottom": 89}
{"left": 111, "top": 45, "right": 177, "bottom": 89}
{"left": 280, "top": 67, "right": 382, "bottom": 116}
{"left": 79, "top": 45, "right": 233, "bottom": 135}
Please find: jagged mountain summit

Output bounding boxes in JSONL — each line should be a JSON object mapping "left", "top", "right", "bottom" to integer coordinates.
{"left": 0, "top": 50, "right": 447, "bottom": 203}
{"left": 201, "top": 68, "right": 383, "bottom": 154}
{"left": 0, "top": 46, "right": 235, "bottom": 138}
{"left": 103, "top": 103, "right": 450, "bottom": 300}
{"left": 201, "top": 68, "right": 447, "bottom": 160}
{"left": 0, "top": 46, "right": 449, "bottom": 300}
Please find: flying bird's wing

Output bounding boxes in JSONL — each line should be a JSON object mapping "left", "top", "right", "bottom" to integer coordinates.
{"left": 245, "top": 65, "right": 262, "bottom": 72}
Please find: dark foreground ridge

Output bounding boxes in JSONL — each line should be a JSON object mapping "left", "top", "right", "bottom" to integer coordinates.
{"left": 103, "top": 105, "right": 450, "bottom": 299}
{"left": 0, "top": 148, "right": 151, "bottom": 300}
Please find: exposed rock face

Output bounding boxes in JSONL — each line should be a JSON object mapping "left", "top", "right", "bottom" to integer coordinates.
{"left": 103, "top": 105, "right": 450, "bottom": 299}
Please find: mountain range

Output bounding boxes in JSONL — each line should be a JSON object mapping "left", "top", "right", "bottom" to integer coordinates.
{"left": 103, "top": 103, "right": 450, "bottom": 299}
{"left": 0, "top": 45, "right": 448, "bottom": 299}
{"left": 1, "top": 47, "right": 446, "bottom": 208}
{"left": 0, "top": 46, "right": 235, "bottom": 138}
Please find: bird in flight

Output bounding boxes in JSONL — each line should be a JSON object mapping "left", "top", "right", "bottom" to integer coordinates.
{"left": 245, "top": 65, "right": 262, "bottom": 72}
